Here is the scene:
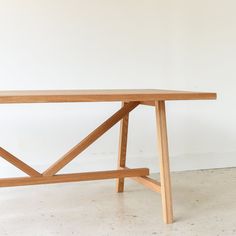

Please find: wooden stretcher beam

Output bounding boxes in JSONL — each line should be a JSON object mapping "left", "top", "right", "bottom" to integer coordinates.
{"left": 140, "top": 101, "right": 155, "bottom": 106}
{"left": 0, "top": 168, "right": 149, "bottom": 187}
{"left": 122, "top": 167, "right": 161, "bottom": 192}
{"left": 130, "top": 176, "right": 161, "bottom": 192}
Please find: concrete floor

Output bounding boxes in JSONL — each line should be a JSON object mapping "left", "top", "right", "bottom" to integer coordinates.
{"left": 0, "top": 168, "right": 235, "bottom": 236}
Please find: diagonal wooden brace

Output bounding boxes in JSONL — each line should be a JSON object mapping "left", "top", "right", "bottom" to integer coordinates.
{"left": 43, "top": 101, "right": 140, "bottom": 176}
{"left": 0, "top": 147, "right": 41, "bottom": 177}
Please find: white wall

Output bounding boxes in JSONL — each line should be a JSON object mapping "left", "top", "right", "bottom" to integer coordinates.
{"left": 0, "top": 0, "right": 235, "bottom": 177}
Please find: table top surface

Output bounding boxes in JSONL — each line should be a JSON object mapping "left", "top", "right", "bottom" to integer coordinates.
{"left": 0, "top": 89, "right": 217, "bottom": 103}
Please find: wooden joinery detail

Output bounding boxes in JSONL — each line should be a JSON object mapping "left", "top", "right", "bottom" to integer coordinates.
{"left": 43, "top": 102, "right": 139, "bottom": 176}
{"left": 0, "top": 168, "right": 149, "bottom": 188}
{"left": 0, "top": 147, "right": 41, "bottom": 177}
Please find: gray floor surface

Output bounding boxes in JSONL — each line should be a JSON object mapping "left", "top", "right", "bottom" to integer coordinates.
{"left": 0, "top": 168, "right": 235, "bottom": 236}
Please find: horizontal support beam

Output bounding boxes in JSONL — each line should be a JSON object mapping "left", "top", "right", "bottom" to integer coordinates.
{"left": 0, "top": 147, "right": 41, "bottom": 177}
{"left": 131, "top": 176, "right": 161, "bottom": 193}
{"left": 123, "top": 167, "right": 161, "bottom": 192}
{"left": 140, "top": 101, "right": 155, "bottom": 106}
{"left": 0, "top": 168, "right": 149, "bottom": 188}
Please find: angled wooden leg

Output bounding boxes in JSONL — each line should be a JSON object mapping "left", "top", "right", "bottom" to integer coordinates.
{"left": 116, "top": 102, "right": 129, "bottom": 193}
{"left": 155, "top": 101, "right": 173, "bottom": 224}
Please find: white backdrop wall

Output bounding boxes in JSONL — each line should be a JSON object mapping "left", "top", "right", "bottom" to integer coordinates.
{"left": 0, "top": 0, "right": 235, "bottom": 177}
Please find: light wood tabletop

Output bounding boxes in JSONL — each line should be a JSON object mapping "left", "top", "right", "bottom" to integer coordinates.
{"left": 0, "top": 89, "right": 216, "bottom": 103}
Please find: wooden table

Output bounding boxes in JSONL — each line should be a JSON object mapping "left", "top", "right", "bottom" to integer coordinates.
{"left": 0, "top": 89, "right": 216, "bottom": 224}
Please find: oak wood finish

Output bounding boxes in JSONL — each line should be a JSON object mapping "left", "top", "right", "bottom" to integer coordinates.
{"left": 116, "top": 102, "right": 129, "bottom": 192}
{"left": 155, "top": 101, "right": 173, "bottom": 224}
{"left": 140, "top": 101, "right": 155, "bottom": 106}
{"left": 131, "top": 176, "right": 161, "bottom": 192}
{"left": 43, "top": 102, "right": 139, "bottom": 176}
{"left": 0, "top": 147, "right": 41, "bottom": 177}
{"left": 122, "top": 167, "right": 161, "bottom": 192}
{"left": 0, "top": 89, "right": 217, "bottom": 224}
{"left": 0, "top": 168, "right": 149, "bottom": 187}
{"left": 0, "top": 89, "right": 216, "bottom": 103}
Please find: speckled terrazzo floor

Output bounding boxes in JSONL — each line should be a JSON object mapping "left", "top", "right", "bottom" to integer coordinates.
{"left": 0, "top": 168, "right": 235, "bottom": 236}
